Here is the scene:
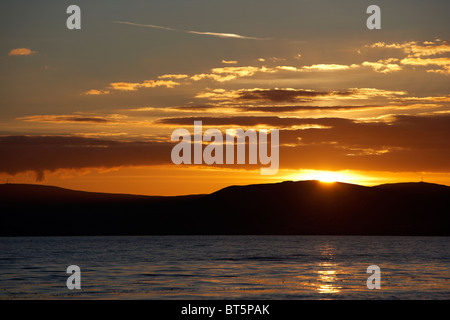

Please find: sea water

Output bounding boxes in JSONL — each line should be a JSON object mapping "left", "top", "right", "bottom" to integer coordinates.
{"left": 0, "top": 236, "right": 448, "bottom": 299}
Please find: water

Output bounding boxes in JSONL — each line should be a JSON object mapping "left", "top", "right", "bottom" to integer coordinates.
{"left": 0, "top": 236, "right": 448, "bottom": 300}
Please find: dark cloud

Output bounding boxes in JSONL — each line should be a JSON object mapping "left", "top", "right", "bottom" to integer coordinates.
{"left": 156, "top": 114, "right": 450, "bottom": 172}
{"left": 0, "top": 136, "right": 120, "bottom": 146}
{"left": 171, "top": 105, "right": 218, "bottom": 111}
{"left": 0, "top": 136, "right": 172, "bottom": 181}
{"left": 293, "top": 114, "right": 450, "bottom": 149}
{"left": 1, "top": 115, "right": 449, "bottom": 178}
{"left": 236, "top": 89, "right": 353, "bottom": 102}
{"left": 57, "top": 117, "right": 112, "bottom": 123}
{"left": 237, "top": 105, "right": 382, "bottom": 112}
{"left": 18, "top": 115, "right": 118, "bottom": 124}
{"left": 278, "top": 114, "right": 450, "bottom": 172}
{"left": 155, "top": 116, "right": 349, "bottom": 128}
{"left": 280, "top": 142, "right": 450, "bottom": 172}
{"left": 156, "top": 114, "right": 450, "bottom": 149}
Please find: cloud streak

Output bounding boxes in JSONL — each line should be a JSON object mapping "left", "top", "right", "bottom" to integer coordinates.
{"left": 114, "top": 21, "right": 269, "bottom": 40}
{"left": 17, "top": 115, "right": 124, "bottom": 124}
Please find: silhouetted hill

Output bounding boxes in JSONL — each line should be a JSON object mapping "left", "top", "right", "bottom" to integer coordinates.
{"left": 0, "top": 181, "right": 448, "bottom": 236}
{"left": 0, "top": 183, "right": 201, "bottom": 203}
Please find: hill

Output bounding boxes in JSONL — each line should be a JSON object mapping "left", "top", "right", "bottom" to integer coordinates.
{"left": 0, "top": 181, "right": 448, "bottom": 236}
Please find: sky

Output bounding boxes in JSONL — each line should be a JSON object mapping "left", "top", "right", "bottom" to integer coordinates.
{"left": 1, "top": 0, "right": 449, "bottom": 195}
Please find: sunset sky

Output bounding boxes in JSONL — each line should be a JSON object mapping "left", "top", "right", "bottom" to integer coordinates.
{"left": 1, "top": 0, "right": 449, "bottom": 195}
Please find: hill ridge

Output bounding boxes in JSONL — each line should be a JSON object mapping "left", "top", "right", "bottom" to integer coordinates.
{"left": 0, "top": 180, "right": 448, "bottom": 236}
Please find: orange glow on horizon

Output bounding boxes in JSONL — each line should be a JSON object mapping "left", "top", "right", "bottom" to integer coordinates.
{"left": 2, "top": 166, "right": 450, "bottom": 196}
{"left": 290, "top": 170, "right": 367, "bottom": 184}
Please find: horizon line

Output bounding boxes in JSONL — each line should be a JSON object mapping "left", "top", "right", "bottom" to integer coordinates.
{"left": 1, "top": 179, "right": 448, "bottom": 198}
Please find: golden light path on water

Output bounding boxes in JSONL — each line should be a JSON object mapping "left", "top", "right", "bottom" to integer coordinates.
{"left": 316, "top": 264, "right": 341, "bottom": 294}
{"left": 314, "top": 243, "right": 342, "bottom": 294}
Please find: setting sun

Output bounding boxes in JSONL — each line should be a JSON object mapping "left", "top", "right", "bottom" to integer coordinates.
{"left": 292, "top": 170, "right": 364, "bottom": 184}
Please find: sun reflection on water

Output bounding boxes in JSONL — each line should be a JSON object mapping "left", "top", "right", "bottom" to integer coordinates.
{"left": 315, "top": 243, "right": 342, "bottom": 294}
{"left": 316, "top": 267, "right": 341, "bottom": 294}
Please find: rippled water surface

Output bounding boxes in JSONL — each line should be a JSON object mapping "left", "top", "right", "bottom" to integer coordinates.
{"left": 0, "top": 236, "right": 448, "bottom": 299}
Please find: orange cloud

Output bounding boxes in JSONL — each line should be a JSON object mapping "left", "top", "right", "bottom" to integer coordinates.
{"left": 158, "top": 74, "right": 189, "bottom": 79}
{"left": 426, "top": 69, "right": 450, "bottom": 75}
{"left": 109, "top": 82, "right": 142, "bottom": 91}
{"left": 400, "top": 57, "right": 450, "bottom": 75}
{"left": 84, "top": 89, "right": 111, "bottom": 95}
{"left": 301, "top": 64, "right": 354, "bottom": 71}
{"left": 190, "top": 63, "right": 361, "bottom": 83}
{"left": 8, "top": 48, "right": 38, "bottom": 56}
{"left": 191, "top": 66, "right": 269, "bottom": 82}
{"left": 141, "top": 80, "right": 180, "bottom": 88}
{"left": 366, "top": 40, "right": 450, "bottom": 75}
{"left": 362, "top": 59, "right": 402, "bottom": 73}
{"left": 406, "top": 42, "right": 450, "bottom": 57}
{"left": 400, "top": 57, "right": 450, "bottom": 66}
{"left": 396, "top": 95, "right": 450, "bottom": 103}
{"left": 221, "top": 60, "right": 238, "bottom": 64}
{"left": 276, "top": 66, "right": 301, "bottom": 71}
{"left": 109, "top": 80, "right": 179, "bottom": 91}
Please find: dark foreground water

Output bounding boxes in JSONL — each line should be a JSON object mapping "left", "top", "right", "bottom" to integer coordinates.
{"left": 0, "top": 236, "right": 448, "bottom": 300}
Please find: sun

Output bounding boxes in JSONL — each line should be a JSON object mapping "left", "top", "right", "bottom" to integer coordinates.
{"left": 313, "top": 172, "right": 343, "bottom": 183}
{"left": 292, "top": 170, "right": 364, "bottom": 184}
